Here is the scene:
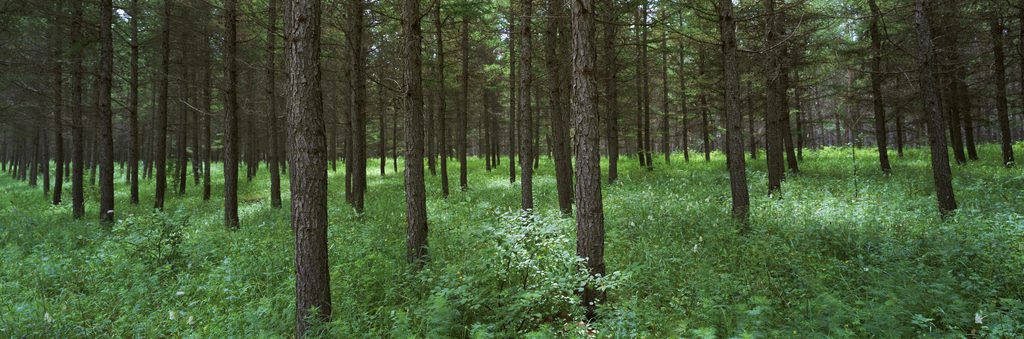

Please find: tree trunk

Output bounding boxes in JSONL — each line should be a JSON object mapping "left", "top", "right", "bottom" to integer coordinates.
{"left": 71, "top": 0, "right": 85, "bottom": 219}
{"left": 764, "top": 0, "right": 784, "bottom": 194}
{"left": 570, "top": 0, "right": 605, "bottom": 317}
{"left": 915, "top": 0, "right": 957, "bottom": 218}
{"left": 99, "top": 0, "right": 115, "bottom": 223}
{"left": 747, "top": 80, "right": 756, "bottom": 159}
{"left": 52, "top": 18, "right": 65, "bottom": 205}
{"left": 518, "top": 0, "right": 534, "bottom": 211}
{"left": 436, "top": 1, "right": 451, "bottom": 197}
{"left": 720, "top": 0, "right": 750, "bottom": 224}
{"left": 203, "top": 40, "right": 213, "bottom": 201}
{"left": 267, "top": 0, "right": 283, "bottom": 207}
{"left": 869, "top": 0, "right": 890, "bottom": 173}
{"left": 224, "top": 0, "right": 240, "bottom": 229}
{"left": 508, "top": 3, "right": 517, "bottom": 185}
{"left": 402, "top": 0, "right": 429, "bottom": 266}
{"left": 641, "top": 2, "right": 652, "bottom": 170}
{"left": 547, "top": 0, "right": 573, "bottom": 214}
{"left": 781, "top": 51, "right": 798, "bottom": 173}
{"left": 348, "top": 0, "right": 367, "bottom": 212}
{"left": 681, "top": 55, "right": 690, "bottom": 162}
{"left": 958, "top": 80, "right": 977, "bottom": 160}
{"left": 602, "top": 3, "right": 618, "bottom": 183}
{"left": 287, "top": 0, "right": 332, "bottom": 336}
{"left": 661, "top": 37, "right": 670, "bottom": 165}
{"left": 991, "top": 16, "right": 1013, "bottom": 167}
{"left": 459, "top": 17, "right": 470, "bottom": 191}
{"left": 128, "top": 0, "right": 140, "bottom": 205}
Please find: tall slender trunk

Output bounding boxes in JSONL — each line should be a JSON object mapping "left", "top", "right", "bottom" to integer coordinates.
{"left": 547, "top": 0, "right": 573, "bottom": 214}
{"left": 348, "top": 0, "right": 367, "bottom": 212}
{"left": 870, "top": 0, "right": 890, "bottom": 174}
{"left": 603, "top": 3, "right": 618, "bottom": 183}
{"left": 680, "top": 54, "right": 690, "bottom": 162}
{"left": 224, "top": 0, "right": 240, "bottom": 229}
{"left": 128, "top": 0, "right": 140, "bottom": 204}
{"left": 99, "top": 0, "right": 115, "bottom": 223}
{"left": 518, "top": 0, "right": 534, "bottom": 210}
{"left": 52, "top": 17, "right": 65, "bottom": 205}
{"left": 71, "top": 0, "right": 85, "bottom": 218}
{"left": 641, "top": 1, "right": 652, "bottom": 170}
{"left": 436, "top": 1, "right": 451, "bottom": 196}
{"left": 267, "top": 0, "right": 282, "bottom": 207}
{"left": 747, "top": 80, "right": 756, "bottom": 159}
{"left": 915, "top": 0, "right": 957, "bottom": 218}
{"left": 459, "top": 18, "right": 470, "bottom": 190}
{"left": 203, "top": 39, "right": 213, "bottom": 201}
{"left": 720, "top": 0, "right": 749, "bottom": 223}
{"left": 570, "top": 0, "right": 605, "bottom": 316}
{"left": 991, "top": 16, "right": 1013, "bottom": 167}
{"left": 402, "top": 0, "right": 429, "bottom": 266}
{"left": 508, "top": 4, "right": 517, "bottom": 184}
{"left": 288, "top": 0, "right": 332, "bottom": 335}
{"left": 764, "top": 0, "right": 785, "bottom": 194}
{"left": 661, "top": 37, "right": 670, "bottom": 164}
{"left": 781, "top": 51, "right": 798, "bottom": 173}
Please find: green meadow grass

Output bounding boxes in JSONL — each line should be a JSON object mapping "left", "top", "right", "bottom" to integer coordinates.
{"left": 2, "top": 144, "right": 1023, "bottom": 338}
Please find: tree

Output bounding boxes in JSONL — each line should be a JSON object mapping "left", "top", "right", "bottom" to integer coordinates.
{"left": 720, "top": 0, "right": 749, "bottom": 224}
{"left": 546, "top": 0, "right": 573, "bottom": 214}
{"left": 347, "top": 0, "right": 368, "bottom": 212}
{"left": 764, "top": 0, "right": 784, "bottom": 194}
{"left": 51, "top": 9, "right": 64, "bottom": 206}
{"left": 436, "top": 0, "right": 451, "bottom": 197}
{"left": 287, "top": 0, "right": 331, "bottom": 335}
{"left": 915, "top": 0, "right": 957, "bottom": 218}
{"left": 990, "top": 15, "right": 1013, "bottom": 168}
{"left": 71, "top": 0, "right": 85, "bottom": 219}
{"left": 402, "top": 0, "right": 428, "bottom": 266}
{"left": 224, "top": 0, "right": 240, "bottom": 229}
{"left": 154, "top": 0, "right": 171, "bottom": 211}
{"left": 459, "top": 14, "right": 470, "bottom": 191}
{"left": 570, "top": 0, "right": 604, "bottom": 317}
{"left": 601, "top": 0, "right": 619, "bottom": 183}
{"left": 267, "top": 0, "right": 283, "bottom": 208}
{"left": 128, "top": 0, "right": 140, "bottom": 205}
{"left": 517, "top": 0, "right": 534, "bottom": 211}
{"left": 868, "top": 0, "right": 891, "bottom": 173}
{"left": 98, "top": 0, "right": 114, "bottom": 223}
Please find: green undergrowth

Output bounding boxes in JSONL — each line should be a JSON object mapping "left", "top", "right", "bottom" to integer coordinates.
{"left": 2, "top": 144, "right": 1023, "bottom": 338}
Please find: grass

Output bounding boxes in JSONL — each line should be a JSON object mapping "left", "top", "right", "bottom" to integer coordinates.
{"left": 2, "top": 144, "right": 1024, "bottom": 338}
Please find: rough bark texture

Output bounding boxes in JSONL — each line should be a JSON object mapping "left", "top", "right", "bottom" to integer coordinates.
{"left": 287, "top": 0, "right": 332, "bottom": 335}
{"left": 71, "top": 0, "right": 85, "bottom": 218}
{"left": 402, "top": 0, "right": 429, "bottom": 266}
{"left": 764, "top": 0, "right": 784, "bottom": 194}
{"left": 268, "top": 0, "right": 282, "bottom": 208}
{"left": 52, "top": 19, "right": 64, "bottom": 206}
{"left": 348, "top": 0, "right": 367, "bottom": 212}
{"left": 661, "top": 38, "right": 670, "bottom": 165}
{"left": 869, "top": 0, "right": 891, "bottom": 173}
{"left": 508, "top": 4, "right": 517, "bottom": 184}
{"left": 641, "top": 2, "right": 652, "bottom": 170}
{"left": 720, "top": 0, "right": 750, "bottom": 223}
{"left": 547, "top": 0, "right": 573, "bottom": 214}
{"left": 518, "top": 0, "right": 534, "bottom": 211}
{"left": 602, "top": 1, "right": 618, "bottom": 183}
{"left": 436, "top": 2, "right": 450, "bottom": 197}
{"left": 571, "top": 0, "right": 605, "bottom": 317}
{"left": 915, "top": 0, "right": 957, "bottom": 218}
{"left": 459, "top": 18, "right": 470, "bottom": 191}
{"left": 128, "top": 0, "right": 139, "bottom": 205}
{"left": 224, "top": 0, "right": 240, "bottom": 229}
{"left": 991, "top": 16, "right": 1014, "bottom": 167}
{"left": 203, "top": 45, "right": 212, "bottom": 201}
{"left": 98, "top": 0, "right": 114, "bottom": 223}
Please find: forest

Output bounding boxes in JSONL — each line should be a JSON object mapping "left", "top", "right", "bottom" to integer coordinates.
{"left": 1, "top": 0, "right": 1023, "bottom": 337}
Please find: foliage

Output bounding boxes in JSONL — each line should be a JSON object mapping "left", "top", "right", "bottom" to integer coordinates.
{"left": 2, "top": 145, "right": 1024, "bottom": 338}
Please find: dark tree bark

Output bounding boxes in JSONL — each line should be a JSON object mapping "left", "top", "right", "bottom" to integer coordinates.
{"left": 781, "top": 54, "right": 798, "bottom": 173}
{"left": 154, "top": 0, "right": 171, "bottom": 211}
{"left": 459, "top": 17, "right": 470, "bottom": 191}
{"left": 52, "top": 18, "right": 65, "bottom": 206}
{"left": 640, "top": 1, "right": 652, "bottom": 170}
{"left": 224, "top": 0, "right": 240, "bottom": 229}
{"left": 764, "top": 0, "right": 784, "bottom": 194}
{"left": 267, "top": 0, "right": 283, "bottom": 208}
{"left": 602, "top": 1, "right": 619, "bottom": 183}
{"left": 177, "top": 41, "right": 190, "bottom": 195}
{"left": 379, "top": 99, "right": 386, "bottom": 176}
{"left": 41, "top": 130, "right": 49, "bottom": 195}
{"left": 991, "top": 16, "right": 1014, "bottom": 167}
{"left": 286, "top": 0, "right": 332, "bottom": 335}
{"left": 508, "top": 4, "right": 517, "bottom": 184}
{"left": 635, "top": 13, "right": 645, "bottom": 168}
{"left": 436, "top": 1, "right": 451, "bottom": 197}
{"left": 869, "top": 0, "right": 891, "bottom": 173}
{"left": 661, "top": 37, "right": 670, "bottom": 165}
{"left": 958, "top": 79, "right": 977, "bottom": 160}
{"left": 128, "top": 0, "right": 140, "bottom": 205}
{"left": 348, "top": 0, "right": 368, "bottom": 212}
{"left": 570, "top": 0, "right": 605, "bottom": 317}
{"left": 203, "top": 40, "right": 213, "bottom": 201}
{"left": 518, "top": 0, "right": 534, "bottom": 211}
{"left": 680, "top": 55, "right": 690, "bottom": 162}
{"left": 915, "top": 0, "right": 957, "bottom": 218}
{"left": 747, "top": 80, "right": 756, "bottom": 159}
{"left": 71, "top": 0, "right": 85, "bottom": 219}
{"left": 546, "top": 0, "right": 573, "bottom": 214}
{"left": 402, "top": 0, "right": 429, "bottom": 266}
{"left": 99, "top": 0, "right": 115, "bottom": 223}
{"left": 720, "top": 0, "right": 749, "bottom": 223}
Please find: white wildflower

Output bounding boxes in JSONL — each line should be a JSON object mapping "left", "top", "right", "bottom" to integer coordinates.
{"left": 169, "top": 311, "right": 176, "bottom": 320}
{"left": 176, "top": 291, "right": 185, "bottom": 296}
{"left": 975, "top": 313, "right": 985, "bottom": 324}
{"left": 44, "top": 313, "right": 52, "bottom": 323}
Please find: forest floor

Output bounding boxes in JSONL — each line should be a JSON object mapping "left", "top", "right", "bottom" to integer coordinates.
{"left": 3, "top": 144, "right": 1024, "bottom": 338}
